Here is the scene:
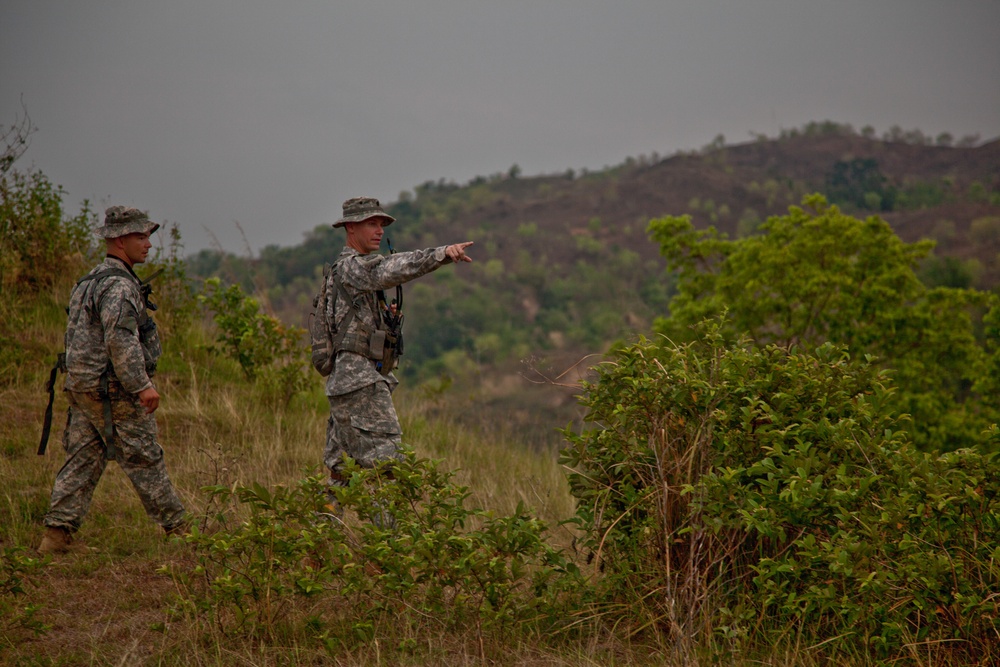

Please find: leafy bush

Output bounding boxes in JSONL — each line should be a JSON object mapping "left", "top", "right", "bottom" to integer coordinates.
{"left": 895, "top": 179, "right": 950, "bottom": 210}
{"left": 0, "top": 169, "right": 97, "bottom": 291}
{"left": 0, "top": 166, "right": 98, "bottom": 382}
{"left": 648, "top": 195, "right": 999, "bottom": 452}
{"left": 824, "top": 158, "right": 896, "bottom": 211}
{"left": 560, "top": 321, "right": 1000, "bottom": 661}
{"left": 198, "top": 277, "right": 309, "bottom": 404}
{"left": 164, "top": 454, "right": 581, "bottom": 652}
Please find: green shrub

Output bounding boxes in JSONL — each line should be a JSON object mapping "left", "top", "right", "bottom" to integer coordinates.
{"left": 648, "top": 196, "right": 999, "bottom": 452}
{"left": 198, "top": 277, "right": 309, "bottom": 405}
{"left": 164, "top": 454, "right": 581, "bottom": 650}
{"left": 560, "top": 321, "right": 1000, "bottom": 661}
{"left": 0, "top": 167, "right": 98, "bottom": 382}
{"left": 0, "top": 169, "right": 97, "bottom": 291}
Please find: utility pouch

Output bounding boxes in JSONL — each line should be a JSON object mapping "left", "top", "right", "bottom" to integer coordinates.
{"left": 138, "top": 317, "right": 157, "bottom": 339}
{"left": 98, "top": 370, "right": 118, "bottom": 462}
{"left": 369, "top": 330, "right": 387, "bottom": 360}
{"left": 138, "top": 316, "right": 162, "bottom": 373}
{"left": 380, "top": 332, "right": 399, "bottom": 376}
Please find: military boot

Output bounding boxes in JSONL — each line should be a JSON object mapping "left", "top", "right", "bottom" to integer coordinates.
{"left": 38, "top": 526, "right": 92, "bottom": 555}
{"left": 316, "top": 472, "right": 346, "bottom": 524}
{"left": 164, "top": 521, "right": 191, "bottom": 538}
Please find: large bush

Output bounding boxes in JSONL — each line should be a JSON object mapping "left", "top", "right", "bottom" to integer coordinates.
{"left": 648, "top": 195, "right": 999, "bottom": 452}
{"left": 561, "top": 322, "right": 1000, "bottom": 661}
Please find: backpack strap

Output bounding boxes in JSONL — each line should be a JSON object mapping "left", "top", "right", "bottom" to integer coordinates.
{"left": 77, "top": 267, "right": 137, "bottom": 461}
{"left": 332, "top": 271, "right": 362, "bottom": 353}
{"left": 328, "top": 264, "right": 403, "bottom": 373}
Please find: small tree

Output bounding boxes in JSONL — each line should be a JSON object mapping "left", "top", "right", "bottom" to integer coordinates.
{"left": 647, "top": 195, "right": 998, "bottom": 452}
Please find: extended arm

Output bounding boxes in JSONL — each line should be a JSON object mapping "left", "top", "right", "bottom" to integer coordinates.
{"left": 342, "top": 242, "right": 474, "bottom": 292}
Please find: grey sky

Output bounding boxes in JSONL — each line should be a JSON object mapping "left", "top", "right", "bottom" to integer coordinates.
{"left": 3, "top": 1, "right": 999, "bottom": 254}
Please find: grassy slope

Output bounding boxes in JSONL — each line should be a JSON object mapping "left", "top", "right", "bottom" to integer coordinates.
{"left": 0, "top": 278, "right": 598, "bottom": 666}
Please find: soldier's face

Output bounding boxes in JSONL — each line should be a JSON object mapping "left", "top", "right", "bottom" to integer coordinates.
{"left": 120, "top": 232, "right": 152, "bottom": 266}
{"left": 346, "top": 217, "right": 389, "bottom": 254}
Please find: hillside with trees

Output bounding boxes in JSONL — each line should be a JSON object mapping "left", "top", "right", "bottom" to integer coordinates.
{"left": 189, "top": 122, "right": 1000, "bottom": 440}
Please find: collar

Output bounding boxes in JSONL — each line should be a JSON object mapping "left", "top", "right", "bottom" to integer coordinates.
{"left": 105, "top": 254, "right": 141, "bottom": 281}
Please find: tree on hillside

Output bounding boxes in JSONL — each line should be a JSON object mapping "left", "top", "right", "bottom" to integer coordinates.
{"left": 647, "top": 195, "right": 999, "bottom": 452}
{"left": 824, "top": 158, "right": 896, "bottom": 211}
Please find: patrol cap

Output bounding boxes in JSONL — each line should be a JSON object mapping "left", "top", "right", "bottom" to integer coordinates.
{"left": 333, "top": 197, "right": 395, "bottom": 228}
{"left": 95, "top": 206, "right": 160, "bottom": 239}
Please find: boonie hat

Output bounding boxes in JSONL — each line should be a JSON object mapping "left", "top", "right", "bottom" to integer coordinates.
{"left": 95, "top": 206, "right": 160, "bottom": 239}
{"left": 333, "top": 197, "right": 395, "bottom": 228}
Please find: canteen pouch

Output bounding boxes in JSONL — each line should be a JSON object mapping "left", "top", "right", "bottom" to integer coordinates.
{"left": 370, "top": 330, "right": 387, "bottom": 360}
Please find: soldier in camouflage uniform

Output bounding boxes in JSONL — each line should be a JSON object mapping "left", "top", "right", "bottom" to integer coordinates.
{"left": 324, "top": 197, "right": 473, "bottom": 489}
{"left": 39, "top": 206, "right": 187, "bottom": 554}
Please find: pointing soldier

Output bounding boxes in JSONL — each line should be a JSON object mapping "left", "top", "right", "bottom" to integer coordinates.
{"left": 39, "top": 206, "right": 187, "bottom": 554}
{"left": 323, "top": 196, "right": 473, "bottom": 494}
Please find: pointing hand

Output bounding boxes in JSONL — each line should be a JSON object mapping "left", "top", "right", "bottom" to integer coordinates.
{"left": 446, "top": 242, "right": 474, "bottom": 263}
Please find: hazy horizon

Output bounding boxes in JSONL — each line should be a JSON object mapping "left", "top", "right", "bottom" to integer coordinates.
{"left": 3, "top": 1, "right": 998, "bottom": 254}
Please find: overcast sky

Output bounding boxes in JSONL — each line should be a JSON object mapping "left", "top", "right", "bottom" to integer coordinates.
{"left": 3, "top": 1, "right": 999, "bottom": 254}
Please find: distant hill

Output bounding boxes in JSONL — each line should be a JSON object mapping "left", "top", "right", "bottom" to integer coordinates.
{"left": 189, "top": 125, "right": 1000, "bottom": 442}
{"left": 387, "top": 128, "right": 999, "bottom": 286}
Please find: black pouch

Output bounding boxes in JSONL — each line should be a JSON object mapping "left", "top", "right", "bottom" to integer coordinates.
{"left": 369, "top": 330, "right": 387, "bottom": 359}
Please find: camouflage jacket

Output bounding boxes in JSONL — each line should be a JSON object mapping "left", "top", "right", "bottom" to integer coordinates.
{"left": 64, "top": 256, "right": 161, "bottom": 395}
{"left": 325, "top": 245, "right": 451, "bottom": 397}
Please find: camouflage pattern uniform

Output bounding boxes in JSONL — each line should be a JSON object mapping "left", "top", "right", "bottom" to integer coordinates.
{"left": 324, "top": 198, "right": 455, "bottom": 478}
{"left": 44, "top": 207, "right": 186, "bottom": 534}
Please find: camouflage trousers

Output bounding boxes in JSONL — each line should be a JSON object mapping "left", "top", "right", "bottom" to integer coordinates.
{"left": 44, "top": 389, "right": 186, "bottom": 533}
{"left": 325, "top": 381, "right": 402, "bottom": 477}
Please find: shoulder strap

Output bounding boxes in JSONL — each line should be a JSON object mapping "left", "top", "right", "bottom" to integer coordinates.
{"left": 332, "top": 270, "right": 361, "bottom": 352}
{"left": 76, "top": 267, "right": 136, "bottom": 287}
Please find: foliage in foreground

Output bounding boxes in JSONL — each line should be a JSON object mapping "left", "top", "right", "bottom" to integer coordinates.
{"left": 163, "top": 454, "right": 583, "bottom": 656}
{"left": 561, "top": 321, "right": 1000, "bottom": 663}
